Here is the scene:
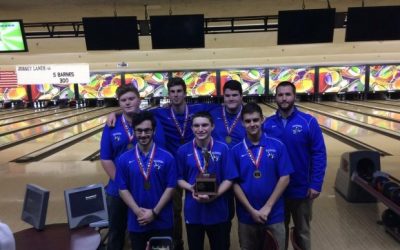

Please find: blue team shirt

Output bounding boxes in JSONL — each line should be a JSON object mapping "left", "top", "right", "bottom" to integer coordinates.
{"left": 177, "top": 139, "right": 238, "bottom": 225}
{"left": 115, "top": 144, "right": 177, "bottom": 232}
{"left": 211, "top": 105, "right": 246, "bottom": 149}
{"left": 151, "top": 104, "right": 216, "bottom": 157}
{"left": 232, "top": 134, "right": 293, "bottom": 225}
{"left": 100, "top": 114, "right": 166, "bottom": 197}
{"left": 263, "top": 107, "right": 327, "bottom": 198}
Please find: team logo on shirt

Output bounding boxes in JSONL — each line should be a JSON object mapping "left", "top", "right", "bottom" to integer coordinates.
{"left": 265, "top": 149, "right": 276, "bottom": 159}
{"left": 112, "top": 132, "right": 122, "bottom": 142}
{"left": 292, "top": 125, "right": 303, "bottom": 134}
{"left": 210, "top": 151, "right": 221, "bottom": 162}
{"left": 154, "top": 160, "right": 164, "bottom": 170}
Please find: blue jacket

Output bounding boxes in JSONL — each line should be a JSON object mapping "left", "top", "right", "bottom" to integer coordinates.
{"left": 263, "top": 107, "right": 327, "bottom": 198}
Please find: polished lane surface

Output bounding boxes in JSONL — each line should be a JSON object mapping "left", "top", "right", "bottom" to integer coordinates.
{"left": 301, "top": 102, "right": 400, "bottom": 133}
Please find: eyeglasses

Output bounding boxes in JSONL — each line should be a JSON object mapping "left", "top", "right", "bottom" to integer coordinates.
{"left": 135, "top": 128, "right": 153, "bottom": 134}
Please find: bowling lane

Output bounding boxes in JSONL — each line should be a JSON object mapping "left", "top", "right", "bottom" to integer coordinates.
{"left": 0, "top": 108, "right": 117, "bottom": 165}
{"left": 0, "top": 107, "right": 57, "bottom": 120}
{"left": 321, "top": 101, "right": 400, "bottom": 121}
{"left": 367, "top": 100, "right": 400, "bottom": 107}
{"left": 0, "top": 107, "right": 74, "bottom": 126}
{"left": 0, "top": 107, "right": 117, "bottom": 147}
{"left": 346, "top": 101, "right": 400, "bottom": 113}
{"left": 0, "top": 107, "right": 103, "bottom": 134}
{"left": 301, "top": 102, "right": 400, "bottom": 132}
{"left": 42, "top": 131, "right": 102, "bottom": 162}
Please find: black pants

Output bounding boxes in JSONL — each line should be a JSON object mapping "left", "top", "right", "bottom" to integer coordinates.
{"left": 186, "top": 222, "right": 230, "bottom": 250}
{"left": 106, "top": 194, "right": 128, "bottom": 250}
{"left": 129, "top": 228, "right": 173, "bottom": 250}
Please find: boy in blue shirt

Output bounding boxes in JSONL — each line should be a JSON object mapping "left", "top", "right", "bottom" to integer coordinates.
{"left": 100, "top": 85, "right": 141, "bottom": 250}
{"left": 177, "top": 111, "right": 238, "bottom": 250}
{"left": 263, "top": 81, "right": 327, "bottom": 250}
{"left": 116, "top": 111, "right": 176, "bottom": 250}
{"left": 232, "top": 102, "right": 293, "bottom": 250}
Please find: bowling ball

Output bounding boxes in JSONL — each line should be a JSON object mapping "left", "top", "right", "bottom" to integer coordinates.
{"left": 382, "top": 209, "right": 400, "bottom": 228}
{"left": 390, "top": 188, "right": 400, "bottom": 206}
{"left": 382, "top": 181, "right": 400, "bottom": 198}
{"left": 372, "top": 176, "right": 390, "bottom": 192}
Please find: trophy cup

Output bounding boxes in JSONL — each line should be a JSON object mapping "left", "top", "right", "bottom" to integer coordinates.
{"left": 195, "top": 149, "right": 217, "bottom": 195}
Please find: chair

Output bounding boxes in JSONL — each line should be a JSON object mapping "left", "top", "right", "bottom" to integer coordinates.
{"left": 263, "top": 229, "right": 279, "bottom": 250}
{"left": 290, "top": 227, "right": 303, "bottom": 250}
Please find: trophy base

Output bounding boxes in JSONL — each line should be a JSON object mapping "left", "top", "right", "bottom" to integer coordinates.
{"left": 195, "top": 173, "right": 217, "bottom": 195}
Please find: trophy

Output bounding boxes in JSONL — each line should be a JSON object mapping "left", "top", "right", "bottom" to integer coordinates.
{"left": 195, "top": 149, "right": 217, "bottom": 195}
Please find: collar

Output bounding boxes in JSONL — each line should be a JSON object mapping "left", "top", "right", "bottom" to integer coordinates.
{"left": 276, "top": 106, "right": 298, "bottom": 120}
{"left": 244, "top": 133, "right": 268, "bottom": 148}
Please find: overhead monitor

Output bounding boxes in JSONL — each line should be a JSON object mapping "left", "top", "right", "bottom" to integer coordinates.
{"left": 0, "top": 20, "right": 28, "bottom": 52}
{"left": 82, "top": 16, "right": 139, "bottom": 50}
{"left": 21, "top": 184, "right": 50, "bottom": 230}
{"left": 150, "top": 14, "right": 205, "bottom": 49}
{"left": 345, "top": 6, "right": 400, "bottom": 42}
{"left": 64, "top": 183, "right": 108, "bottom": 229}
{"left": 278, "top": 8, "right": 336, "bottom": 45}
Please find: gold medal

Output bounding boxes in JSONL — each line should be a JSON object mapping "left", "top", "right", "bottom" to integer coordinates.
{"left": 180, "top": 138, "right": 185, "bottom": 144}
{"left": 225, "top": 136, "right": 232, "bottom": 144}
{"left": 253, "top": 170, "right": 261, "bottom": 178}
{"left": 144, "top": 181, "right": 151, "bottom": 190}
{"left": 127, "top": 143, "right": 133, "bottom": 149}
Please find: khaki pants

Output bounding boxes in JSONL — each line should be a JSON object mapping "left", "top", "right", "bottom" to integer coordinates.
{"left": 238, "top": 222, "right": 285, "bottom": 250}
{"left": 285, "top": 198, "right": 313, "bottom": 250}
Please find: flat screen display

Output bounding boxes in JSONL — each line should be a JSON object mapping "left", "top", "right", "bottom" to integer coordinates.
{"left": 83, "top": 16, "right": 139, "bottom": 50}
{"left": 278, "top": 9, "right": 335, "bottom": 45}
{"left": 220, "top": 69, "right": 265, "bottom": 96}
{"left": 150, "top": 14, "right": 205, "bottom": 49}
{"left": 319, "top": 66, "right": 365, "bottom": 93}
{"left": 269, "top": 67, "right": 315, "bottom": 94}
{"left": 370, "top": 65, "right": 400, "bottom": 92}
{"left": 0, "top": 20, "right": 28, "bottom": 52}
{"left": 346, "top": 6, "right": 400, "bottom": 42}
{"left": 69, "top": 188, "right": 104, "bottom": 218}
{"left": 173, "top": 71, "right": 216, "bottom": 96}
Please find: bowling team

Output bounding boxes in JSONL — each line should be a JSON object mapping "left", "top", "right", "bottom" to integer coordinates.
{"left": 100, "top": 77, "right": 327, "bottom": 250}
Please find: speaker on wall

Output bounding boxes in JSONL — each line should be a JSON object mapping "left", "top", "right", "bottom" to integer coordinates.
{"left": 278, "top": 8, "right": 336, "bottom": 45}
{"left": 345, "top": 6, "right": 400, "bottom": 42}
{"left": 82, "top": 16, "right": 139, "bottom": 50}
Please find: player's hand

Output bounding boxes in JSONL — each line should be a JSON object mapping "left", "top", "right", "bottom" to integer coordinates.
{"left": 307, "top": 188, "right": 320, "bottom": 200}
{"left": 106, "top": 112, "right": 117, "bottom": 127}
{"left": 137, "top": 208, "right": 155, "bottom": 226}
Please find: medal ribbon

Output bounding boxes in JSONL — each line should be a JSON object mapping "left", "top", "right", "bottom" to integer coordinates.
{"left": 193, "top": 138, "right": 214, "bottom": 174}
{"left": 121, "top": 115, "right": 134, "bottom": 143}
{"left": 170, "top": 105, "right": 189, "bottom": 142}
{"left": 243, "top": 139, "right": 264, "bottom": 170}
{"left": 222, "top": 105, "right": 242, "bottom": 136}
{"left": 135, "top": 143, "right": 156, "bottom": 181}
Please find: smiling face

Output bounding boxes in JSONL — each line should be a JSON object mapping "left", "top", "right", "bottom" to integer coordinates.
{"left": 168, "top": 84, "right": 186, "bottom": 107}
{"left": 223, "top": 88, "right": 242, "bottom": 113}
{"left": 242, "top": 111, "right": 263, "bottom": 139}
{"left": 134, "top": 120, "right": 154, "bottom": 149}
{"left": 118, "top": 91, "right": 140, "bottom": 115}
{"left": 192, "top": 116, "right": 214, "bottom": 142}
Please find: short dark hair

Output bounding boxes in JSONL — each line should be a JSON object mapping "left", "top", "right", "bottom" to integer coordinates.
{"left": 223, "top": 80, "right": 243, "bottom": 95}
{"left": 241, "top": 102, "right": 263, "bottom": 120}
{"left": 192, "top": 111, "right": 214, "bottom": 126}
{"left": 167, "top": 77, "right": 186, "bottom": 93}
{"left": 131, "top": 111, "right": 156, "bottom": 130}
{"left": 276, "top": 81, "right": 296, "bottom": 95}
{"left": 116, "top": 85, "right": 140, "bottom": 99}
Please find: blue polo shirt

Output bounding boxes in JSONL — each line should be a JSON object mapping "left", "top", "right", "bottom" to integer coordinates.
{"left": 100, "top": 114, "right": 166, "bottom": 197}
{"left": 115, "top": 144, "right": 177, "bottom": 232}
{"left": 232, "top": 134, "right": 293, "bottom": 225}
{"left": 210, "top": 105, "right": 246, "bottom": 149}
{"left": 151, "top": 104, "right": 216, "bottom": 157}
{"left": 263, "top": 107, "right": 327, "bottom": 199}
{"left": 177, "top": 139, "right": 238, "bottom": 225}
